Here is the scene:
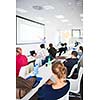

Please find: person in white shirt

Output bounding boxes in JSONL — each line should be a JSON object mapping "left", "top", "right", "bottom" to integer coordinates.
{"left": 36, "top": 44, "right": 49, "bottom": 65}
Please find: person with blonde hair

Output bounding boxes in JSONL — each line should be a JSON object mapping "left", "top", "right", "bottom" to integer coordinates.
{"left": 38, "top": 61, "right": 70, "bottom": 100}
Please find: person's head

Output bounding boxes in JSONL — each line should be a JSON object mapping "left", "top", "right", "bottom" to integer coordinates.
{"left": 64, "top": 43, "right": 67, "bottom": 46}
{"left": 71, "top": 51, "right": 78, "bottom": 58}
{"left": 49, "top": 43, "right": 53, "bottom": 48}
{"left": 16, "top": 47, "right": 22, "bottom": 55}
{"left": 52, "top": 61, "right": 67, "bottom": 81}
{"left": 30, "top": 50, "right": 37, "bottom": 56}
{"left": 79, "top": 46, "right": 83, "bottom": 52}
{"left": 61, "top": 43, "right": 64, "bottom": 46}
{"left": 40, "top": 44, "right": 45, "bottom": 48}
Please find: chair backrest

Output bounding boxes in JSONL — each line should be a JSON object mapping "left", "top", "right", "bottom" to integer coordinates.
{"left": 78, "top": 55, "right": 83, "bottom": 64}
{"left": 68, "top": 67, "right": 83, "bottom": 93}
{"left": 68, "top": 64, "right": 78, "bottom": 78}
{"left": 19, "top": 63, "right": 34, "bottom": 78}
{"left": 57, "top": 91, "right": 69, "bottom": 100}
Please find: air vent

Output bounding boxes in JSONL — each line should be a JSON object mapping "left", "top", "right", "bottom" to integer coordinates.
{"left": 32, "top": 6, "right": 43, "bottom": 10}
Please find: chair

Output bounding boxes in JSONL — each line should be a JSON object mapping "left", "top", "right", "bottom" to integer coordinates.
{"left": 18, "top": 63, "right": 34, "bottom": 78}
{"left": 78, "top": 55, "right": 83, "bottom": 64}
{"left": 68, "top": 64, "right": 78, "bottom": 78}
{"left": 67, "top": 67, "right": 83, "bottom": 94}
{"left": 57, "top": 91, "right": 69, "bottom": 100}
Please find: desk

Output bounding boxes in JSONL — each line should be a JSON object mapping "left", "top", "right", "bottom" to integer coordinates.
{"left": 17, "top": 64, "right": 52, "bottom": 100}
{"left": 27, "top": 56, "right": 36, "bottom": 62}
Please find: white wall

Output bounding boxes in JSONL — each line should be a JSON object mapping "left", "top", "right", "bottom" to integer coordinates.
{"left": 16, "top": 43, "right": 40, "bottom": 56}
{"left": 16, "top": 19, "right": 83, "bottom": 56}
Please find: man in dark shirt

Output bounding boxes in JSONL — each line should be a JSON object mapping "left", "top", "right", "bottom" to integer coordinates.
{"left": 63, "top": 51, "right": 79, "bottom": 75}
{"left": 48, "top": 43, "right": 57, "bottom": 58}
{"left": 58, "top": 43, "right": 68, "bottom": 56}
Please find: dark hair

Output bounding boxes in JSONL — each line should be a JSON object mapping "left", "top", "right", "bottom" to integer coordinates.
{"left": 52, "top": 61, "right": 67, "bottom": 79}
{"left": 79, "top": 46, "right": 83, "bottom": 52}
{"left": 64, "top": 43, "right": 67, "bottom": 45}
{"left": 49, "top": 43, "right": 53, "bottom": 47}
{"left": 30, "top": 50, "right": 36, "bottom": 56}
{"left": 61, "top": 43, "right": 64, "bottom": 46}
{"left": 71, "top": 51, "right": 78, "bottom": 57}
{"left": 40, "top": 44, "right": 45, "bottom": 48}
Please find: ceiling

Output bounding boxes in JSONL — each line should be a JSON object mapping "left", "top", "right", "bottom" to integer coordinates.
{"left": 16, "top": 0, "right": 83, "bottom": 31}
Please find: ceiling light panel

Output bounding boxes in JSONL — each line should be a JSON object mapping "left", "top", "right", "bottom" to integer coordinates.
{"left": 67, "top": 23, "right": 72, "bottom": 26}
{"left": 68, "top": 2, "right": 72, "bottom": 6}
{"left": 61, "top": 19, "right": 69, "bottom": 22}
{"left": 55, "top": 15, "right": 64, "bottom": 19}
{"left": 16, "top": 8, "right": 27, "bottom": 13}
{"left": 80, "top": 13, "right": 83, "bottom": 17}
{"left": 43, "top": 5, "right": 55, "bottom": 10}
{"left": 81, "top": 19, "right": 83, "bottom": 21}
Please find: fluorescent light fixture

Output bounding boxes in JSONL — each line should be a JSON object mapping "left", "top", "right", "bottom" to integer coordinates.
{"left": 16, "top": 8, "right": 27, "bottom": 13}
{"left": 67, "top": 23, "right": 72, "bottom": 26}
{"left": 43, "top": 5, "right": 55, "bottom": 10}
{"left": 80, "top": 13, "right": 83, "bottom": 17}
{"left": 81, "top": 19, "right": 83, "bottom": 21}
{"left": 55, "top": 15, "right": 64, "bottom": 19}
{"left": 61, "top": 19, "right": 69, "bottom": 22}
{"left": 68, "top": 2, "right": 72, "bottom": 5}
{"left": 35, "top": 17, "right": 44, "bottom": 20}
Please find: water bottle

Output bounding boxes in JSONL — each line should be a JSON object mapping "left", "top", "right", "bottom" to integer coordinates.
{"left": 47, "top": 56, "right": 51, "bottom": 67}
{"left": 34, "top": 63, "right": 39, "bottom": 76}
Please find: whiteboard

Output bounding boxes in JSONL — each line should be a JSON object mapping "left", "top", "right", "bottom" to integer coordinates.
{"left": 16, "top": 16, "right": 45, "bottom": 44}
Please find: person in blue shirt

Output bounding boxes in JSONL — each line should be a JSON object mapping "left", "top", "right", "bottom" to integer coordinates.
{"left": 38, "top": 61, "right": 70, "bottom": 100}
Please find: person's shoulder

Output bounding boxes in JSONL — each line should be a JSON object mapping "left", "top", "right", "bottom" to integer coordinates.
{"left": 43, "top": 84, "right": 52, "bottom": 88}
{"left": 66, "top": 58, "right": 71, "bottom": 60}
{"left": 40, "top": 84, "right": 52, "bottom": 91}
{"left": 64, "top": 80, "right": 70, "bottom": 90}
{"left": 76, "top": 58, "right": 79, "bottom": 61}
{"left": 66, "top": 80, "right": 70, "bottom": 86}
{"left": 22, "top": 54, "right": 26, "bottom": 57}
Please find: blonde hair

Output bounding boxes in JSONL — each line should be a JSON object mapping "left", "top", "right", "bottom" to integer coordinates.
{"left": 52, "top": 61, "right": 67, "bottom": 79}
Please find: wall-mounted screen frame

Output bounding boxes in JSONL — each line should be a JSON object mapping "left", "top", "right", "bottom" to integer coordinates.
{"left": 16, "top": 15, "right": 45, "bottom": 45}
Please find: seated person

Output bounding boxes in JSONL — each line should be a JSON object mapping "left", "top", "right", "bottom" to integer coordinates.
{"left": 48, "top": 43, "right": 57, "bottom": 58}
{"left": 74, "top": 41, "right": 79, "bottom": 47}
{"left": 30, "top": 50, "right": 37, "bottom": 57}
{"left": 38, "top": 61, "right": 70, "bottom": 100}
{"left": 36, "top": 44, "right": 49, "bottom": 65}
{"left": 63, "top": 51, "right": 79, "bottom": 75}
{"left": 58, "top": 43, "right": 65, "bottom": 56}
{"left": 16, "top": 47, "right": 28, "bottom": 77}
{"left": 63, "top": 42, "right": 68, "bottom": 53}
{"left": 78, "top": 46, "right": 83, "bottom": 58}
{"left": 58, "top": 43, "right": 68, "bottom": 56}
